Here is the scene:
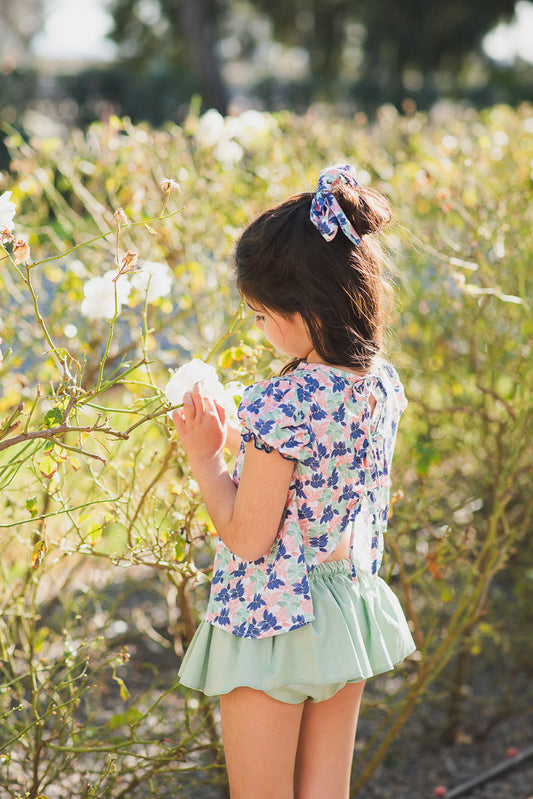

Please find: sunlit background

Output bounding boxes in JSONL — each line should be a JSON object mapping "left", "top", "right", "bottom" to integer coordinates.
{"left": 1, "top": 0, "right": 532, "bottom": 155}
{"left": 26, "top": 0, "right": 533, "bottom": 67}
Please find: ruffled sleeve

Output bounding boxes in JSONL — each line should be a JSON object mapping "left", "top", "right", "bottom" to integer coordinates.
{"left": 238, "top": 378, "right": 313, "bottom": 462}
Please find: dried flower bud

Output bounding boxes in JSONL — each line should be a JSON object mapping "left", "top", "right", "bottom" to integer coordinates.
{"left": 119, "top": 250, "right": 139, "bottom": 275}
{"left": 12, "top": 239, "right": 31, "bottom": 265}
{"left": 1, "top": 227, "right": 14, "bottom": 244}
{"left": 160, "top": 177, "right": 181, "bottom": 194}
{"left": 114, "top": 207, "right": 128, "bottom": 226}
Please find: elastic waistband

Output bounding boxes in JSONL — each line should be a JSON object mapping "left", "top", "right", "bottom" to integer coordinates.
{"left": 308, "top": 558, "right": 352, "bottom": 580}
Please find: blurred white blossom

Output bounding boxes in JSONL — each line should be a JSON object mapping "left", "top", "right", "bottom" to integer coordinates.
{"left": 226, "top": 110, "right": 278, "bottom": 147}
{"left": 131, "top": 261, "right": 172, "bottom": 302}
{"left": 0, "top": 191, "right": 16, "bottom": 232}
{"left": 164, "top": 358, "right": 245, "bottom": 422}
{"left": 81, "top": 270, "right": 131, "bottom": 320}
{"left": 213, "top": 138, "right": 244, "bottom": 167}
{"left": 195, "top": 109, "right": 226, "bottom": 148}
{"left": 195, "top": 109, "right": 277, "bottom": 167}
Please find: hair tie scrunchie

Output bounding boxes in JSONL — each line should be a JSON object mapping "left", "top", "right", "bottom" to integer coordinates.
{"left": 310, "top": 163, "right": 361, "bottom": 246}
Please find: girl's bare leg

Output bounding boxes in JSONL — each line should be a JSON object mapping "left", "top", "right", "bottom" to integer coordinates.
{"left": 294, "top": 681, "right": 366, "bottom": 799}
{"left": 220, "top": 687, "right": 305, "bottom": 799}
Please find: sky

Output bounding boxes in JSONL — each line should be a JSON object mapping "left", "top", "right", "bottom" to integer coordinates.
{"left": 30, "top": 0, "right": 533, "bottom": 66}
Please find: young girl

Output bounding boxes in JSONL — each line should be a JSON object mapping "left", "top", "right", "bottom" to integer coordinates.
{"left": 173, "top": 164, "right": 415, "bottom": 799}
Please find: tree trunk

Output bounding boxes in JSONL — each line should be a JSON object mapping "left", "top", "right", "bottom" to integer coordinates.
{"left": 177, "top": 0, "right": 228, "bottom": 114}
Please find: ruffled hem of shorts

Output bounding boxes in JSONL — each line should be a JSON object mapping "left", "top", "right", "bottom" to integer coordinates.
{"left": 178, "top": 569, "right": 416, "bottom": 698}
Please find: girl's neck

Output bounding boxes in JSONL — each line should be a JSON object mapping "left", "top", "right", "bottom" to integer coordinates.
{"left": 304, "top": 349, "right": 369, "bottom": 377}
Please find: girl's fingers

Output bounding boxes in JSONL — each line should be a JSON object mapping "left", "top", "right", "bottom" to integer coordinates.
{"left": 172, "top": 408, "right": 184, "bottom": 429}
{"left": 191, "top": 382, "right": 205, "bottom": 414}
{"left": 213, "top": 399, "right": 227, "bottom": 425}
{"left": 182, "top": 391, "right": 196, "bottom": 422}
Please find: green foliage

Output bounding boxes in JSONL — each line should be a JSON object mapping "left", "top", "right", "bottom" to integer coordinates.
{"left": 0, "top": 102, "right": 532, "bottom": 796}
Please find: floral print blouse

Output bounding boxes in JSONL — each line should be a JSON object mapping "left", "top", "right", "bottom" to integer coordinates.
{"left": 204, "top": 359, "right": 407, "bottom": 639}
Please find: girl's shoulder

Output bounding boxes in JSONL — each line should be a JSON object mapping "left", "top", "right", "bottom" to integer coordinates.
{"left": 239, "top": 358, "right": 407, "bottom": 416}
{"left": 238, "top": 371, "right": 306, "bottom": 418}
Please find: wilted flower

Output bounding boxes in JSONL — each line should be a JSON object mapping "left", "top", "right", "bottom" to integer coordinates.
{"left": 160, "top": 177, "right": 181, "bottom": 193}
{"left": 164, "top": 358, "right": 245, "bottom": 422}
{"left": 12, "top": 239, "right": 31, "bottom": 265}
{"left": 114, "top": 207, "right": 128, "bottom": 226}
{"left": 81, "top": 270, "right": 132, "bottom": 320}
{"left": 131, "top": 261, "right": 172, "bottom": 302}
{"left": 0, "top": 190, "right": 16, "bottom": 232}
{"left": 119, "top": 250, "right": 138, "bottom": 274}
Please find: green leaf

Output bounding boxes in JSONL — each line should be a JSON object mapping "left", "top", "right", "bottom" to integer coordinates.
{"left": 25, "top": 496, "right": 38, "bottom": 517}
{"left": 38, "top": 455, "right": 57, "bottom": 479}
{"left": 44, "top": 407, "right": 63, "bottom": 428}
{"left": 108, "top": 713, "right": 126, "bottom": 730}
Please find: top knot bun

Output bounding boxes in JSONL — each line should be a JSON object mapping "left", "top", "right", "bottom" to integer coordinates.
{"left": 334, "top": 182, "right": 392, "bottom": 238}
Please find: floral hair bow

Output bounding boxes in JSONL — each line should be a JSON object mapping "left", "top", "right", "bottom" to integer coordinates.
{"left": 309, "top": 163, "right": 361, "bottom": 245}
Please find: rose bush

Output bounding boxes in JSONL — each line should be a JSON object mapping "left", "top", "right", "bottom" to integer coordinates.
{"left": 0, "top": 103, "right": 531, "bottom": 797}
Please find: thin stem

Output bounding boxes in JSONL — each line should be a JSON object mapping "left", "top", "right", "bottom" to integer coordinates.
{"left": 32, "top": 208, "right": 183, "bottom": 267}
{"left": 96, "top": 281, "right": 119, "bottom": 390}
{"left": 24, "top": 264, "right": 63, "bottom": 368}
{"left": 0, "top": 496, "right": 121, "bottom": 528}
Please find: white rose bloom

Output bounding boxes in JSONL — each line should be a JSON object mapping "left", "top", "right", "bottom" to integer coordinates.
{"left": 196, "top": 109, "right": 227, "bottom": 148}
{"left": 226, "top": 110, "right": 277, "bottom": 148}
{"left": 213, "top": 138, "right": 244, "bottom": 167}
{"left": 131, "top": 261, "right": 172, "bottom": 302}
{"left": 164, "top": 360, "right": 245, "bottom": 424}
{"left": 164, "top": 359, "right": 224, "bottom": 405}
{"left": 221, "top": 380, "right": 246, "bottom": 423}
{"left": 0, "top": 191, "right": 17, "bottom": 231}
{"left": 81, "top": 270, "right": 132, "bottom": 320}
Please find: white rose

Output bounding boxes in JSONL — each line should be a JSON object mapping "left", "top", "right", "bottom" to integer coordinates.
{"left": 213, "top": 138, "right": 244, "bottom": 167}
{"left": 220, "top": 380, "right": 246, "bottom": 423}
{"left": 81, "top": 270, "right": 132, "bottom": 320}
{"left": 226, "top": 110, "right": 277, "bottom": 148}
{"left": 0, "top": 191, "right": 17, "bottom": 231}
{"left": 131, "top": 261, "right": 172, "bottom": 302}
{"left": 164, "top": 361, "right": 245, "bottom": 423}
{"left": 164, "top": 359, "right": 224, "bottom": 406}
{"left": 195, "top": 109, "right": 227, "bottom": 148}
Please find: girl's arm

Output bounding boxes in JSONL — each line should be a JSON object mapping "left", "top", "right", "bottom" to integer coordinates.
{"left": 173, "top": 383, "right": 294, "bottom": 562}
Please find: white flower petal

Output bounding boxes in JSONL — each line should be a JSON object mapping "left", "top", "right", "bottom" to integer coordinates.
{"left": 0, "top": 191, "right": 17, "bottom": 231}
{"left": 131, "top": 261, "right": 172, "bottom": 302}
{"left": 164, "top": 359, "right": 224, "bottom": 405}
{"left": 81, "top": 270, "right": 131, "bottom": 320}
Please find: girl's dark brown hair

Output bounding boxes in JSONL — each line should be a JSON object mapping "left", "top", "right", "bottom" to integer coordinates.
{"left": 235, "top": 179, "right": 393, "bottom": 374}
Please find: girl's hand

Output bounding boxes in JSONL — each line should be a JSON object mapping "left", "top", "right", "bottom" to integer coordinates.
{"left": 172, "top": 382, "right": 228, "bottom": 463}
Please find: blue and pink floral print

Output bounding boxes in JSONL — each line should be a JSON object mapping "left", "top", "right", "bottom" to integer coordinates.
{"left": 204, "top": 359, "right": 407, "bottom": 639}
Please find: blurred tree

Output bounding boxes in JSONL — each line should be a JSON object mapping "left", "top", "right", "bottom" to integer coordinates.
{"left": 107, "top": 0, "right": 519, "bottom": 110}
{"left": 0, "top": 0, "right": 46, "bottom": 63}
{"left": 358, "top": 0, "right": 518, "bottom": 100}
{"left": 252, "top": 0, "right": 518, "bottom": 98}
{"left": 108, "top": 0, "right": 228, "bottom": 113}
